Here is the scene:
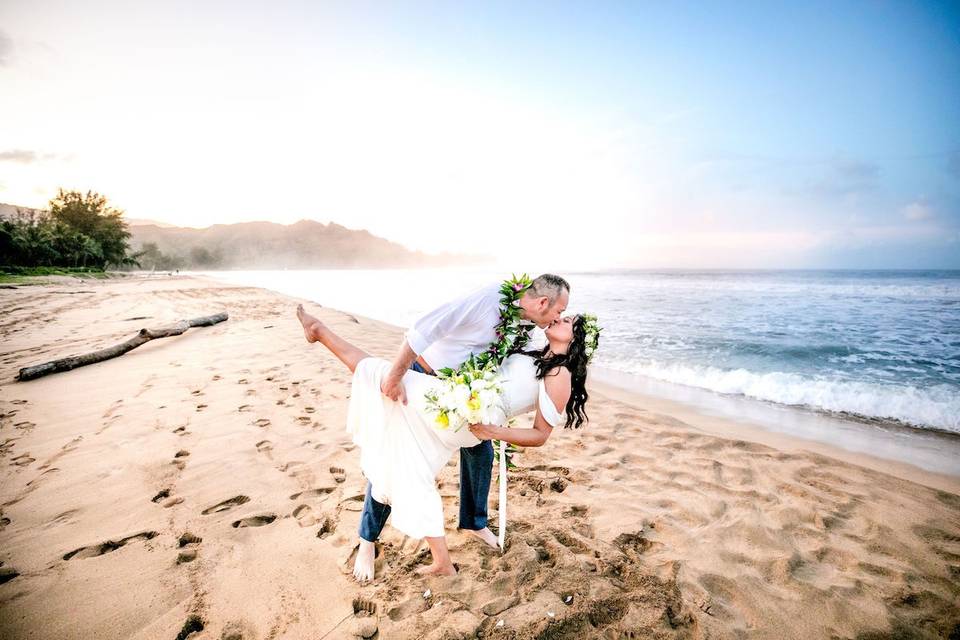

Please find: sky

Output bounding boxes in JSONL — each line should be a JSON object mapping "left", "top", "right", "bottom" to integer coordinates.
{"left": 1, "top": 1, "right": 958, "bottom": 269}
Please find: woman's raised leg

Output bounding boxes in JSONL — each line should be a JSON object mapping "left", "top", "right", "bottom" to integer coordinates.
{"left": 296, "top": 304, "right": 370, "bottom": 373}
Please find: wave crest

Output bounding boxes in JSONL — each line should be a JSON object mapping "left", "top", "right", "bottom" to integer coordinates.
{"left": 601, "top": 359, "right": 960, "bottom": 434}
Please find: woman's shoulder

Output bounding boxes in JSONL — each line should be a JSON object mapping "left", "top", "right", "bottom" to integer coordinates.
{"left": 541, "top": 366, "right": 571, "bottom": 411}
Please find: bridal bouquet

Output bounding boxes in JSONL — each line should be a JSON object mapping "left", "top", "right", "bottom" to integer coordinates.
{"left": 425, "top": 355, "right": 504, "bottom": 432}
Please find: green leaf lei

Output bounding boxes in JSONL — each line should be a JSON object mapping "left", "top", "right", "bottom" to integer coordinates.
{"left": 434, "top": 273, "right": 535, "bottom": 379}
{"left": 430, "top": 274, "right": 535, "bottom": 469}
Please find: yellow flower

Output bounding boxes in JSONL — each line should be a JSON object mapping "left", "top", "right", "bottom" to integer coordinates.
{"left": 436, "top": 412, "right": 450, "bottom": 429}
{"left": 467, "top": 392, "right": 481, "bottom": 412}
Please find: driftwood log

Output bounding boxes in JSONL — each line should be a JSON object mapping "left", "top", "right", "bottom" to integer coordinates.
{"left": 17, "top": 313, "right": 228, "bottom": 381}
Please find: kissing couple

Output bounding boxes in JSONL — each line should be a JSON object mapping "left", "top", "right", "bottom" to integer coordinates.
{"left": 295, "top": 273, "right": 600, "bottom": 581}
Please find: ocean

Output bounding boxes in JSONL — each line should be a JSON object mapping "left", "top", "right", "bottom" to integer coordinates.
{"left": 198, "top": 268, "right": 960, "bottom": 456}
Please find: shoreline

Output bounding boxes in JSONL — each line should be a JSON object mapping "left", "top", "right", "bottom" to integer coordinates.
{"left": 2, "top": 274, "right": 958, "bottom": 639}
{"left": 590, "top": 378, "right": 960, "bottom": 496}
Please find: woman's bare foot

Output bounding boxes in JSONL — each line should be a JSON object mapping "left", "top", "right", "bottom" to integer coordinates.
{"left": 353, "top": 540, "right": 376, "bottom": 583}
{"left": 296, "top": 304, "right": 323, "bottom": 343}
{"left": 415, "top": 562, "right": 457, "bottom": 577}
{"left": 466, "top": 527, "right": 499, "bottom": 549}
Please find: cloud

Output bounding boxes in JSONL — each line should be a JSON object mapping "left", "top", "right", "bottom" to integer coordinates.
{"left": 902, "top": 199, "right": 933, "bottom": 222}
{"left": 0, "top": 149, "right": 61, "bottom": 164}
{"left": 0, "top": 149, "right": 40, "bottom": 163}
{"left": 0, "top": 30, "right": 11, "bottom": 66}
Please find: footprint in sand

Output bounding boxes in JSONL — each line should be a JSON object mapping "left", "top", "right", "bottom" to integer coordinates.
{"left": 232, "top": 514, "right": 277, "bottom": 528}
{"left": 238, "top": 405, "right": 252, "bottom": 413}
{"left": 11, "top": 399, "right": 27, "bottom": 405}
{"left": 63, "top": 531, "right": 159, "bottom": 560}
{"left": 152, "top": 489, "right": 171, "bottom": 503}
{"left": 238, "top": 378, "right": 249, "bottom": 385}
{"left": 277, "top": 460, "right": 304, "bottom": 473}
{"left": 173, "top": 426, "right": 188, "bottom": 436}
{"left": 11, "top": 454, "right": 35, "bottom": 467}
{"left": 201, "top": 495, "right": 250, "bottom": 515}
{"left": 293, "top": 504, "right": 318, "bottom": 527}
{"left": 290, "top": 487, "right": 335, "bottom": 500}
{"left": 195, "top": 404, "right": 208, "bottom": 412}
{"left": 102, "top": 400, "right": 123, "bottom": 419}
{"left": 177, "top": 531, "right": 202, "bottom": 564}
{"left": 175, "top": 450, "right": 190, "bottom": 458}
{"left": 304, "top": 407, "right": 316, "bottom": 413}
{"left": 329, "top": 467, "right": 346, "bottom": 483}
{"left": 340, "top": 493, "right": 366, "bottom": 512}
{"left": 530, "top": 464, "right": 571, "bottom": 476}
{"left": 255, "top": 440, "right": 273, "bottom": 457}
{"left": 179, "top": 532, "right": 202, "bottom": 547}
{"left": 177, "top": 548, "right": 198, "bottom": 564}
{"left": 191, "top": 390, "right": 203, "bottom": 397}
{"left": 14, "top": 421, "right": 36, "bottom": 432}
{"left": 176, "top": 616, "right": 204, "bottom": 639}
{"left": 353, "top": 598, "right": 377, "bottom": 615}
{"left": 212, "top": 374, "right": 222, "bottom": 381}
{"left": 317, "top": 516, "right": 337, "bottom": 539}
{"left": 296, "top": 416, "right": 312, "bottom": 425}
{"left": 253, "top": 418, "right": 271, "bottom": 428}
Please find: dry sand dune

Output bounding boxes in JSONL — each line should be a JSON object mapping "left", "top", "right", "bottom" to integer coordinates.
{"left": 0, "top": 276, "right": 958, "bottom": 639}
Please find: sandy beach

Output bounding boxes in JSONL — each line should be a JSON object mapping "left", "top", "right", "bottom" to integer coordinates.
{"left": 1, "top": 275, "right": 958, "bottom": 640}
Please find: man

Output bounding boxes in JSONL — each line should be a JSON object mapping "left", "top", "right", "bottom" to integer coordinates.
{"left": 352, "top": 273, "right": 570, "bottom": 581}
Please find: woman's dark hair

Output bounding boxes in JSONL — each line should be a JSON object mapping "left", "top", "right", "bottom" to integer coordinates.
{"left": 512, "top": 315, "right": 593, "bottom": 428}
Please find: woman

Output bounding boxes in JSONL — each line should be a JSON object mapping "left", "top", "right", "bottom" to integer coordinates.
{"left": 295, "top": 305, "right": 596, "bottom": 578}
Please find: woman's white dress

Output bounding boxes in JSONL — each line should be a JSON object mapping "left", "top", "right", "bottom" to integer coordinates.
{"left": 345, "top": 353, "right": 565, "bottom": 539}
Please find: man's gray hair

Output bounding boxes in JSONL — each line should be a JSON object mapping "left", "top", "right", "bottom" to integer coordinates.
{"left": 528, "top": 273, "right": 570, "bottom": 303}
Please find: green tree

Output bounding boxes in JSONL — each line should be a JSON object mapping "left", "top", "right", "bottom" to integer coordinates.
{"left": 48, "top": 189, "right": 133, "bottom": 268}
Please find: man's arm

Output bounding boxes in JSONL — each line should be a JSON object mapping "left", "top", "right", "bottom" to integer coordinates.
{"left": 380, "top": 340, "right": 418, "bottom": 404}
{"left": 381, "top": 285, "right": 495, "bottom": 404}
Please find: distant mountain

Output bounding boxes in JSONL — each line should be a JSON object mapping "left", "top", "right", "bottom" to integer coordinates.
{"left": 124, "top": 217, "right": 177, "bottom": 228}
{"left": 0, "top": 202, "right": 43, "bottom": 220}
{"left": 128, "top": 219, "right": 477, "bottom": 268}
{"left": 1, "top": 201, "right": 482, "bottom": 268}
{"left": 0, "top": 203, "right": 171, "bottom": 228}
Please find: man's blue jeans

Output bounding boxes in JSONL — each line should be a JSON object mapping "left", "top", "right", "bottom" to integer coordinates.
{"left": 357, "top": 360, "right": 493, "bottom": 542}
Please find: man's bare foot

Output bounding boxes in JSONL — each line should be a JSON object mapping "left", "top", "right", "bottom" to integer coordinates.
{"left": 466, "top": 527, "right": 499, "bottom": 549}
{"left": 415, "top": 562, "right": 457, "bottom": 577}
{"left": 353, "top": 540, "right": 376, "bottom": 583}
{"left": 296, "top": 304, "right": 323, "bottom": 344}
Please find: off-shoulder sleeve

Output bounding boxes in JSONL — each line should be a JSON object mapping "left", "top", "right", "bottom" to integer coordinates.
{"left": 537, "top": 380, "right": 565, "bottom": 428}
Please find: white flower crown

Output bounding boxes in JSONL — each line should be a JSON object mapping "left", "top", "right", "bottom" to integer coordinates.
{"left": 580, "top": 313, "right": 602, "bottom": 363}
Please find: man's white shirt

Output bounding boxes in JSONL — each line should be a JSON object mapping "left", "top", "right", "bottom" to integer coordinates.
{"left": 405, "top": 283, "right": 546, "bottom": 372}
